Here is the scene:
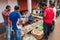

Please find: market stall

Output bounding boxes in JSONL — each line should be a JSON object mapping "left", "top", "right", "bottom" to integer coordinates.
{"left": 17, "top": 15, "right": 44, "bottom": 40}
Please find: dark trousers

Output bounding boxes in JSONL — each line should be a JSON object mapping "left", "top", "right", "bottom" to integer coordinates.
{"left": 43, "top": 22, "right": 51, "bottom": 39}
{"left": 50, "top": 20, "right": 55, "bottom": 32}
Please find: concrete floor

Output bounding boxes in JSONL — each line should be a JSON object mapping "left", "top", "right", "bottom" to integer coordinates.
{"left": 48, "top": 16, "right": 60, "bottom": 40}
{"left": 0, "top": 16, "right": 60, "bottom": 40}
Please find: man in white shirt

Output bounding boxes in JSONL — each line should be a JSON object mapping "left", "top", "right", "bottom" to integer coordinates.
{"left": 50, "top": 3, "right": 56, "bottom": 32}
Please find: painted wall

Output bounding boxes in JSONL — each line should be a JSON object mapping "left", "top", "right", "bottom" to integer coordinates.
{"left": 0, "top": 0, "right": 17, "bottom": 23}
{"left": 0, "top": 0, "right": 8, "bottom": 23}
{"left": 18, "top": 0, "right": 37, "bottom": 11}
{"left": 8, "top": 0, "right": 17, "bottom": 11}
{"left": 18, "top": 0, "right": 28, "bottom": 11}
{"left": 32, "top": 0, "right": 37, "bottom": 9}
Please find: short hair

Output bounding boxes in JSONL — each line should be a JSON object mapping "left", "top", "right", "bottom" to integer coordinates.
{"left": 50, "top": 3, "right": 55, "bottom": 7}
{"left": 14, "top": 6, "right": 19, "bottom": 10}
{"left": 39, "top": 2, "right": 47, "bottom": 7}
{"left": 6, "top": 5, "right": 11, "bottom": 9}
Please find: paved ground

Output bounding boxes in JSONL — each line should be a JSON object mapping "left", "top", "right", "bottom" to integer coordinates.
{"left": 0, "top": 23, "right": 5, "bottom": 34}
{"left": 48, "top": 16, "right": 60, "bottom": 40}
{"left": 0, "top": 16, "right": 60, "bottom": 40}
{"left": 0, "top": 23, "right": 6, "bottom": 40}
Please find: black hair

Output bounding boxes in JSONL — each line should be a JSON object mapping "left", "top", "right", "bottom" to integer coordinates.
{"left": 50, "top": 3, "right": 55, "bottom": 7}
{"left": 14, "top": 6, "right": 19, "bottom": 10}
{"left": 20, "top": 10, "right": 28, "bottom": 15}
{"left": 6, "top": 5, "right": 11, "bottom": 9}
{"left": 39, "top": 2, "right": 47, "bottom": 7}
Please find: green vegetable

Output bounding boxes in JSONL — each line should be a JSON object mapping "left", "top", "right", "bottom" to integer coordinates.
{"left": 38, "top": 24, "right": 43, "bottom": 31}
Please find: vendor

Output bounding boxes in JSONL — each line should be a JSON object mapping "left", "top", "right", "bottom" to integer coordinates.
{"left": 20, "top": 10, "right": 35, "bottom": 24}
{"left": 20, "top": 11, "right": 30, "bottom": 26}
{"left": 21, "top": 10, "right": 30, "bottom": 18}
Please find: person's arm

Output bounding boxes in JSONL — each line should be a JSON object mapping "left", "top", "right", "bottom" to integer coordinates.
{"left": 53, "top": 8, "right": 56, "bottom": 22}
{"left": 17, "top": 12, "right": 23, "bottom": 25}
{"left": 8, "top": 13, "right": 12, "bottom": 27}
{"left": 8, "top": 19, "right": 11, "bottom": 27}
{"left": 18, "top": 12, "right": 22, "bottom": 18}
{"left": 2, "top": 12, "right": 9, "bottom": 17}
{"left": 44, "top": 9, "right": 47, "bottom": 18}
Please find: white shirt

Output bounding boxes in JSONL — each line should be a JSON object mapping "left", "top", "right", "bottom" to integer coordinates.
{"left": 53, "top": 7, "right": 56, "bottom": 22}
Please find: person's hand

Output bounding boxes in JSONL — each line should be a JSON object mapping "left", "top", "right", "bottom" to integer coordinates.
{"left": 17, "top": 23, "right": 20, "bottom": 26}
{"left": 19, "top": 18, "right": 24, "bottom": 23}
{"left": 54, "top": 19, "right": 56, "bottom": 22}
{"left": 8, "top": 20, "right": 11, "bottom": 27}
{"left": 8, "top": 23, "right": 11, "bottom": 27}
{"left": 53, "top": 19, "right": 56, "bottom": 22}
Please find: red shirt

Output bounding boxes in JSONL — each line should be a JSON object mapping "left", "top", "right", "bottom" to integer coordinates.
{"left": 43, "top": 7, "right": 54, "bottom": 24}
{"left": 2, "top": 10, "right": 9, "bottom": 26}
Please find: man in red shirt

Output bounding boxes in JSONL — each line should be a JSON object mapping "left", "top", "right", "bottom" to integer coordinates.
{"left": 2, "top": 5, "right": 11, "bottom": 40}
{"left": 40, "top": 2, "right": 54, "bottom": 40}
